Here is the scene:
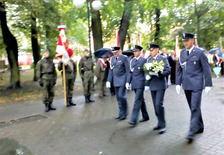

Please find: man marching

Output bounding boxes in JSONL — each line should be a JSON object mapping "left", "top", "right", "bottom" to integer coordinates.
{"left": 127, "top": 45, "right": 149, "bottom": 126}
{"left": 106, "top": 46, "right": 130, "bottom": 120}
{"left": 145, "top": 43, "right": 170, "bottom": 134}
{"left": 176, "top": 33, "right": 212, "bottom": 142}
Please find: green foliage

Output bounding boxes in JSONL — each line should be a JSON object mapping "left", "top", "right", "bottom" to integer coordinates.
{"left": 0, "top": 0, "right": 223, "bottom": 57}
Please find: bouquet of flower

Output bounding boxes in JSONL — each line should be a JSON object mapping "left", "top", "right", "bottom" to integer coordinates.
{"left": 143, "top": 60, "right": 164, "bottom": 75}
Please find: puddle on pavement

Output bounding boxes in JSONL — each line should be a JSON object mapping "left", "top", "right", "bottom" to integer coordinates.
{"left": 0, "top": 114, "right": 47, "bottom": 128}
{"left": 0, "top": 138, "right": 33, "bottom": 155}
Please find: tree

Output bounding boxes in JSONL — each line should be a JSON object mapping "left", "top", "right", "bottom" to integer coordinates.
{"left": 119, "top": 0, "right": 133, "bottom": 50}
{"left": 0, "top": 1, "right": 21, "bottom": 89}
{"left": 90, "top": 0, "right": 103, "bottom": 51}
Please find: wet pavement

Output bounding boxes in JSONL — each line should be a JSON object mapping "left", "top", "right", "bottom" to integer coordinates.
{"left": 0, "top": 77, "right": 224, "bottom": 155}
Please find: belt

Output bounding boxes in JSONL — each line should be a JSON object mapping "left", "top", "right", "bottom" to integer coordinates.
{"left": 44, "top": 72, "right": 53, "bottom": 75}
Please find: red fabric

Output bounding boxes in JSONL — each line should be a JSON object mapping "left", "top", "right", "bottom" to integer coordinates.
{"left": 67, "top": 48, "right": 73, "bottom": 58}
{"left": 98, "top": 59, "right": 107, "bottom": 68}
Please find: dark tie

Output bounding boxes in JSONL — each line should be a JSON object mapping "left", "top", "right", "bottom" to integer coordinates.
{"left": 187, "top": 50, "right": 189, "bottom": 56}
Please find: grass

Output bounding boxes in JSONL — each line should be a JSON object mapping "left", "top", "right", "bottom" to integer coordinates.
{"left": 0, "top": 69, "right": 84, "bottom": 106}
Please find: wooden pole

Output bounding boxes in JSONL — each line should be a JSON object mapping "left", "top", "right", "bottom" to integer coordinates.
{"left": 62, "top": 63, "right": 67, "bottom": 106}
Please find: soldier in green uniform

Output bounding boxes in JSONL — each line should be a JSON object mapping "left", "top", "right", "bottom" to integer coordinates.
{"left": 79, "top": 49, "right": 95, "bottom": 103}
{"left": 36, "top": 49, "right": 57, "bottom": 112}
{"left": 94, "top": 55, "right": 108, "bottom": 98}
{"left": 58, "top": 51, "right": 77, "bottom": 107}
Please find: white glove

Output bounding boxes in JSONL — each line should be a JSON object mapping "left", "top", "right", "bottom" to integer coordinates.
{"left": 146, "top": 75, "right": 151, "bottom": 80}
{"left": 149, "top": 72, "right": 159, "bottom": 77}
{"left": 204, "top": 87, "right": 211, "bottom": 95}
{"left": 125, "top": 83, "right": 130, "bottom": 90}
{"left": 106, "top": 81, "right": 111, "bottom": 88}
{"left": 144, "top": 86, "right": 150, "bottom": 91}
{"left": 176, "top": 85, "right": 181, "bottom": 94}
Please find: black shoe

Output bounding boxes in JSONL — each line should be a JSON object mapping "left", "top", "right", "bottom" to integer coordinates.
{"left": 139, "top": 118, "right": 149, "bottom": 122}
{"left": 88, "top": 96, "right": 95, "bottom": 102}
{"left": 186, "top": 133, "right": 194, "bottom": 143}
{"left": 153, "top": 126, "right": 161, "bottom": 130}
{"left": 66, "top": 98, "right": 71, "bottom": 107}
{"left": 195, "top": 128, "right": 204, "bottom": 134}
{"left": 111, "top": 92, "right": 115, "bottom": 96}
{"left": 69, "top": 98, "right": 76, "bottom": 106}
{"left": 158, "top": 128, "right": 166, "bottom": 134}
{"left": 85, "top": 96, "right": 90, "bottom": 103}
{"left": 119, "top": 116, "right": 126, "bottom": 120}
{"left": 128, "top": 121, "right": 137, "bottom": 127}
{"left": 45, "top": 104, "right": 49, "bottom": 112}
{"left": 49, "top": 104, "right": 56, "bottom": 110}
{"left": 115, "top": 115, "right": 120, "bottom": 119}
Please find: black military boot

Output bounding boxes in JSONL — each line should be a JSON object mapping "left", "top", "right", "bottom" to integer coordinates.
{"left": 85, "top": 96, "right": 90, "bottom": 103}
{"left": 69, "top": 97, "right": 76, "bottom": 106}
{"left": 45, "top": 103, "right": 49, "bottom": 112}
{"left": 49, "top": 103, "right": 56, "bottom": 110}
{"left": 88, "top": 96, "right": 95, "bottom": 102}
{"left": 66, "top": 98, "right": 71, "bottom": 107}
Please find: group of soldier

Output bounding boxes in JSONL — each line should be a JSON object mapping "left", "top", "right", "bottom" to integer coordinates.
{"left": 36, "top": 32, "right": 212, "bottom": 143}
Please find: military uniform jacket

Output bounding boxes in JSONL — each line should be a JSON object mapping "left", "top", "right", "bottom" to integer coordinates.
{"left": 94, "top": 60, "right": 107, "bottom": 81}
{"left": 127, "top": 56, "right": 146, "bottom": 89}
{"left": 79, "top": 56, "right": 94, "bottom": 77}
{"left": 146, "top": 55, "right": 170, "bottom": 91}
{"left": 36, "top": 58, "right": 57, "bottom": 80}
{"left": 58, "top": 60, "right": 77, "bottom": 80}
{"left": 176, "top": 47, "right": 212, "bottom": 90}
{"left": 107, "top": 54, "right": 130, "bottom": 87}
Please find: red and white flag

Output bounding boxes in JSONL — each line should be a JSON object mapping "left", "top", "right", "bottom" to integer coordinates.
{"left": 116, "top": 30, "right": 119, "bottom": 46}
{"left": 175, "top": 36, "right": 180, "bottom": 59}
{"left": 195, "top": 34, "right": 198, "bottom": 47}
{"left": 56, "top": 25, "right": 70, "bottom": 64}
{"left": 138, "top": 33, "right": 141, "bottom": 45}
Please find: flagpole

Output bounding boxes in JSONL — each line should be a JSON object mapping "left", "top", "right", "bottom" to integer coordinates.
{"left": 62, "top": 63, "right": 67, "bottom": 106}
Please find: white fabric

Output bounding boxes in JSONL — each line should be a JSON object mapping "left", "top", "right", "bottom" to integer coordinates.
{"left": 125, "top": 83, "right": 130, "bottom": 90}
{"left": 106, "top": 81, "right": 111, "bottom": 88}
{"left": 176, "top": 85, "right": 181, "bottom": 94}
{"left": 145, "top": 75, "right": 151, "bottom": 80}
{"left": 144, "top": 86, "right": 150, "bottom": 91}
{"left": 149, "top": 72, "right": 158, "bottom": 77}
{"left": 205, "top": 87, "right": 211, "bottom": 95}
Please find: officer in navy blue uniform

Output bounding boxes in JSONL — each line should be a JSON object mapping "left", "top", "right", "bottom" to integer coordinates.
{"left": 176, "top": 33, "right": 212, "bottom": 142}
{"left": 127, "top": 45, "right": 150, "bottom": 126}
{"left": 106, "top": 46, "right": 130, "bottom": 120}
{"left": 145, "top": 43, "right": 171, "bottom": 134}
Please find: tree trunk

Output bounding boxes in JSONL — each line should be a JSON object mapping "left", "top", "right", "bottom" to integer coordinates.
{"left": 119, "top": 0, "right": 133, "bottom": 50}
{"left": 194, "top": 0, "right": 200, "bottom": 45}
{"left": 90, "top": 0, "right": 103, "bottom": 51}
{"left": 154, "top": 8, "right": 161, "bottom": 42}
{"left": 0, "top": 2, "right": 21, "bottom": 89}
{"left": 31, "top": 13, "right": 40, "bottom": 81}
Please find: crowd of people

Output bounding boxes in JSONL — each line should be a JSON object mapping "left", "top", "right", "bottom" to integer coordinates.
{"left": 36, "top": 32, "right": 224, "bottom": 143}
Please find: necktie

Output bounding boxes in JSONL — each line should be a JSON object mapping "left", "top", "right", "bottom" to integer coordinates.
{"left": 187, "top": 50, "right": 189, "bottom": 56}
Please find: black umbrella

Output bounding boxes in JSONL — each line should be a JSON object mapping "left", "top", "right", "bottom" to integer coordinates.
{"left": 94, "top": 48, "right": 113, "bottom": 58}
{"left": 122, "top": 49, "right": 134, "bottom": 57}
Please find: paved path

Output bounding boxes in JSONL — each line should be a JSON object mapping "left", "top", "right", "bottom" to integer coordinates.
{"left": 0, "top": 77, "right": 224, "bottom": 155}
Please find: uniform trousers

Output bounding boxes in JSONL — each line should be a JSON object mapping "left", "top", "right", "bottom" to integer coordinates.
{"left": 184, "top": 90, "right": 204, "bottom": 134}
{"left": 42, "top": 79, "right": 55, "bottom": 104}
{"left": 114, "top": 86, "right": 128, "bottom": 118}
{"left": 151, "top": 90, "right": 166, "bottom": 128}
{"left": 130, "top": 88, "right": 149, "bottom": 123}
